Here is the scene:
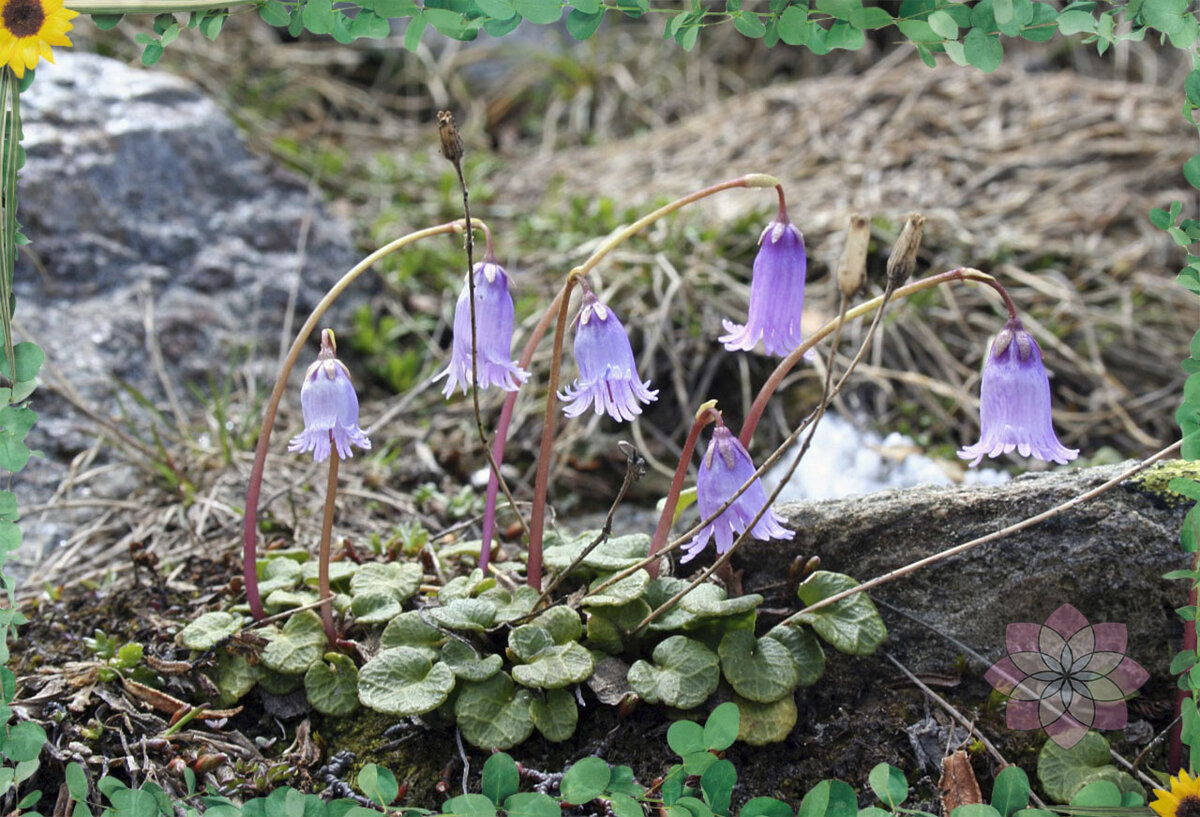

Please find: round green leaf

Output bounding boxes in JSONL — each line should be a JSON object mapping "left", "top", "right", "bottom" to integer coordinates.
{"left": 357, "top": 763, "right": 399, "bottom": 806}
{"left": 512, "top": 642, "right": 594, "bottom": 689}
{"left": 741, "top": 798, "right": 794, "bottom": 817}
{"left": 482, "top": 753, "right": 520, "bottom": 805}
{"left": 350, "top": 562, "right": 421, "bottom": 605}
{"left": 530, "top": 687, "right": 578, "bottom": 742}
{"left": 509, "top": 625, "right": 556, "bottom": 662}
{"left": 703, "top": 701, "right": 740, "bottom": 751}
{"left": 992, "top": 766, "right": 1030, "bottom": 817}
{"left": 561, "top": 756, "right": 611, "bottom": 805}
{"left": 583, "top": 570, "right": 649, "bottom": 607}
{"left": 565, "top": 7, "right": 603, "bottom": 38}
{"left": 765, "top": 624, "right": 825, "bottom": 687}
{"left": 357, "top": 646, "right": 455, "bottom": 716}
{"left": 627, "top": 635, "right": 719, "bottom": 710}
{"left": 482, "top": 586, "right": 540, "bottom": 623}
{"left": 350, "top": 592, "right": 402, "bottom": 624}
{"left": 1, "top": 721, "right": 45, "bottom": 762}
{"left": 511, "top": 0, "right": 562, "bottom": 23}
{"left": 718, "top": 630, "right": 798, "bottom": 702}
{"left": 643, "top": 578, "right": 697, "bottom": 631}
{"left": 427, "top": 598, "right": 496, "bottom": 632}
{"left": 962, "top": 27, "right": 1003, "bottom": 72}
{"left": 441, "top": 639, "right": 503, "bottom": 682}
{"left": 667, "top": 720, "right": 705, "bottom": 756}
{"left": 583, "top": 534, "right": 651, "bottom": 571}
{"left": 455, "top": 673, "right": 535, "bottom": 750}
{"left": 701, "top": 758, "right": 736, "bottom": 816}
{"left": 214, "top": 652, "right": 261, "bottom": 705}
{"left": 679, "top": 585, "right": 763, "bottom": 618}
{"left": 438, "top": 568, "right": 491, "bottom": 602}
{"left": 529, "top": 605, "right": 584, "bottom": 643}
{"left": 443, "top": 794, "right": 498, "bottom": 817}
{"left": 608, "top": 793, "right": 643, "bottom": 817}
{"left": 258, "top": 557, "right": 302, "bottom": 595}
{"left": 301, "top": 560, "right": 357, "bottom": 589}
{"left": 179, "top": 611, "right": 242, "bottom": 650}
{"left": 868, "top": 763, "right": 908, "bottom": 808}
{"left": 381, "top": 610, "right": 445, "bottom": 650}
{"left": 504, "top": 792, "right": 562, "bottom": 817}
{"left": 795, "top": 571, "right": 887, "bottom": 656}
{"left": 734, "top": 692, "right": 797, "bottom": 746}
{"left": 262, "top": 610, "right": 327, "bottom": 674}
{"left": 304, "top": 653, "right": 360, "bottom": 716}
{"left": 1185, "top": 155, "right": 1200, "bottom": 192}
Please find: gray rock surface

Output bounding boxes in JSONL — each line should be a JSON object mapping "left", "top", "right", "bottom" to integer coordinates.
{"left": 740, "top": 461, "right": 1189, "bottom": 679}
{"left": 9, "top": 52, "right": 363, "bottom": 560}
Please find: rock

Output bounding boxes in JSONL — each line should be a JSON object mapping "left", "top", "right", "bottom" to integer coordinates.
{"left": 9, "top": 52, "right": 363, "bottom": 561}
{"left": 742, "top": 461, "right": 1190, "bottom": 679}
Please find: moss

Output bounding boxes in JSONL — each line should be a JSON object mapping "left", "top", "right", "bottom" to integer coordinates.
{"left": 1131, "top": 459, "right": 1200, "bottom": 506}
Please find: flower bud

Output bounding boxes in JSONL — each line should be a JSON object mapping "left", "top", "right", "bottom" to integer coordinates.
{"left": 835, "top": 213, "right": 870, "bottom": 297}
{"left": 437, "top": 110, "right": 464, "bottom": 163}
{"left": 886, "top": 212, "right": 925, "bottom": 287}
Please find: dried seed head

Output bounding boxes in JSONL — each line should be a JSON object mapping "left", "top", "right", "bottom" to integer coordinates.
{"left": 835, "top": 213, "right": 870, "bottom": 297}
{"left": 437, "top": 110, "right": 464, "bottom": 163}
{"left": 886, "top": 212, "right": 925, "bottom": 287}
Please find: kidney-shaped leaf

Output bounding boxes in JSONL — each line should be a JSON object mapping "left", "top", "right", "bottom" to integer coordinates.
{"left": 262, "top": 610, "right": 327, "bottom": 675}
{"left": 795, "top": 571, "right": 887, "bottom": 656}
{"left": 627, "top": 635, "right": 718, "bottom": 710}
{"left": 718, "top": 630, "right": 798, "bottom": 703}
{"left": 357, "top": 646, "right": 455, "bottom": 716}
{"left": 455, "top": 673, "right": 535, "bottom": 750}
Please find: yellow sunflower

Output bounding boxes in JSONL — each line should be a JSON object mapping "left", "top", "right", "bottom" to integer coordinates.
{"left": 1152, "top": 771, "right": 1200, "bottom": 817}
{"left": 0, "top": 0, "right": 76, "bottom": 79}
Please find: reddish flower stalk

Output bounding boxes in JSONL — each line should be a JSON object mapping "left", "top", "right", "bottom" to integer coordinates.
{"left": 243, "top": 221, "right": 468, "bottom": 620}
{"left": 478, "top": 174, "right": 781, "bottom": 576}
{"left": 645, "top": 402, "right": 720, "bottom": 578}
{"left": 317, "top": 445, "right": 340, "bottom": 645}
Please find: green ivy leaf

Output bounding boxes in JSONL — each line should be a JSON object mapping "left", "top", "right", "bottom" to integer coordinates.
{"left": 381, "top": 610, "right": 446, "bottom": 651}
{"left": 214, "top": 652, "right": 261, "bottom": 706}
{"left": 1037, "top": 733, "right": 1144, "bottom": 802}
{"left": 583, "top": 571, "right": 649, "bottom": 607}
{"left": 529, "top": 605, "right": 584, "bottom": 643}
{"left": 180, "top": 612, "right": 243, "bottom": 651}
{"left": 357, "top": 647, "right": 455, "bottom": 715}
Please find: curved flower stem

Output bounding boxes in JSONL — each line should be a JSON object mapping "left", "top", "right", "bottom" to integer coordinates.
{"left": 243, "top": 219, "right": 472, "bottom": 620}
{"left": 478, "top": 173, "right": 780, "bottom": 576}
{"left": 644, "top": 402, "right": 721, "bottom": 579}
{"left": 1171, "top": 549, "right": 1200, "bottom": 769}
{"left": 317, "top": 444, "right": 340, "bottom": 645}
{"left": 525, "top": 272, "right": 584, "bottom": 589}
{"left": 775, "top": 441, "right": 1181, "bottom": 629}
{"left": 738, "top": 267, "right": 1014, "bottom": 447}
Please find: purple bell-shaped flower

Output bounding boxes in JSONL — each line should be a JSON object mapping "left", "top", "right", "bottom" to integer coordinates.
{"left": 559, "top": 289, "right": 658, "bottom": 423}
{"left": 680, "top": 423, "right": 794, "bottom": 563}
{"left": 288, "top": 329, "right": 372, "bottom": 462}
{"left": 434, "top": 258, "right": 529, "bottom": 398}
{"left": 958, "top": 317, "right": 1079, "bottom": 467}
{"left": 720, "top": 212, "right": 807, "bottom": 357}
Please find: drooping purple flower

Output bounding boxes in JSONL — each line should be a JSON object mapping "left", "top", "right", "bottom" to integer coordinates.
{"left": 434, "top": 259, "right": 529, "bottom": 398}
{"left": 288, "top": 329, "right": 372, "bottom": 462}
{"left": 680, "top": 423, "right": 794, "bottom": 563}
{"left": 958, "top": 317, "right": 1079, "bottom": 467}
{"left": 559, "top": 290, "right": 658, "bottom": 422}
{"left": 720, "top": 214, "right": 807, "bottom": 357}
